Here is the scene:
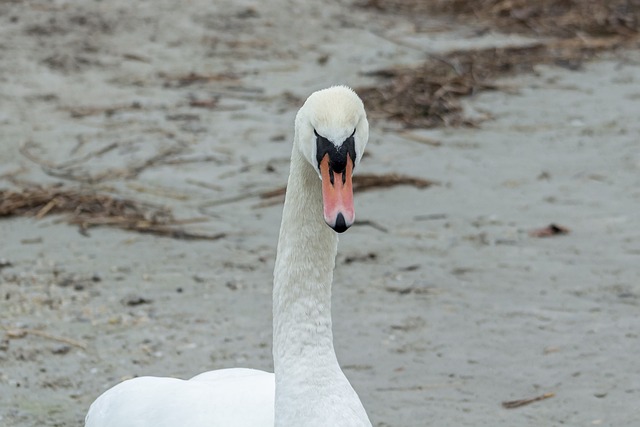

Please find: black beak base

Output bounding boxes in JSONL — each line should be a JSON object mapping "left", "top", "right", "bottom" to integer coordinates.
{"left": 315, "top": 129, "right": 356, "bottom": 175}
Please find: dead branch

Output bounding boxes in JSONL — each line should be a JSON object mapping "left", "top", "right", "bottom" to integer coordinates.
{"left": 257, "top": 173, "right": 437, "bottom": 203}
{"left": 502, "top": 392, "right": 556, "bottom": 409}
{"left": 62, "top": 101, "right": 143, "bottom": 118}
{"left": 20, "top": 140, "right": 188, "bottom": 184}
{"left": 2, "top": 326, "right": 87, "bottom": 350}
{"left": 352, "top": 173, "right": 436, "bottom": 192}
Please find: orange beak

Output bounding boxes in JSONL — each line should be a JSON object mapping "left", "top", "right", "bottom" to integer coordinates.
{"left": 319, "top": 154, "right": 355, "bottom": 233}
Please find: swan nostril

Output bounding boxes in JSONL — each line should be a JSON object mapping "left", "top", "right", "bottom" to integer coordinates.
{"left": 332, "top": 213, "right": 349, "bottom": 233}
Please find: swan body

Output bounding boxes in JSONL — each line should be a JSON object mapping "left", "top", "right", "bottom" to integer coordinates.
{"left": 85, "top": 86, "right": 371, "bottom": 427}
{"left": 86, "top": 369, "right": 274, "bottom": 427}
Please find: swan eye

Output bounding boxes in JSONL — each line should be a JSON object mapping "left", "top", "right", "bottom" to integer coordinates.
{"left": 314, "top": 129, "right": 320, "bottom": 138}
{"left": 350, "top": 128, "right": 356, "bottom": 138}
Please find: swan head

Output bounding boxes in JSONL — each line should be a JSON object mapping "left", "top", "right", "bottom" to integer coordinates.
{"left": 294, "top": 86, "right": 369, "bottom": 233}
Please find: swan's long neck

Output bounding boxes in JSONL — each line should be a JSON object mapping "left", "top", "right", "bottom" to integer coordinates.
{"left": 273, "top": 146, "right": 339, "bottom": 374}
{"left": 272, "top": 146, "right": 370, "bottom": 426}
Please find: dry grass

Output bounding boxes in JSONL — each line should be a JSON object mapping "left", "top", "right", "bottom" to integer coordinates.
{"left": 438, "top": 0, "right": 640, "bottom": 37}
{"left": 358, "top": 0, "right": 640, "bottom": 127}
{"left": 0, "top": 185, "right": 223, "bottom": 240}
{"left": 359, "top": 38, "right": 616, "bottom": 127}
{"left": 362, "top": 0, "right": 640, "bottom": 38}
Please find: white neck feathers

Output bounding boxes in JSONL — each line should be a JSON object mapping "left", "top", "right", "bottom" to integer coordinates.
{"left": 272, "top": 147, "right": 371, "bottom": 426}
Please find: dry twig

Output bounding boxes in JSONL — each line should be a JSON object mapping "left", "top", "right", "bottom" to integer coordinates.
{"left": 529, "top": 223, "right": 570, "bottom": 237}
{"left": 352, "top": 173, "right": 436, "bottom": 191}
{"left": 20, "top": 141, "right": 187, "bottom": 184}
{"left": 258, "top": 173, "right": 436, "bottom": 202}
{"left": 502, "top": 392, "right": 556, "bottom": 409}
{"left": 2, "top": 326, "right": 87, "bottom": 350}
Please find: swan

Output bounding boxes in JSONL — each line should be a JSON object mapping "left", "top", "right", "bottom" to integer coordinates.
{"left": 85, "top": 85, "right": 372, "bottom": 427}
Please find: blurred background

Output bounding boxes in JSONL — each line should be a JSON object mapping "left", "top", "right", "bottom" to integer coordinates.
{"left": 1, "top": 1, "right": 639, "bottom": 426}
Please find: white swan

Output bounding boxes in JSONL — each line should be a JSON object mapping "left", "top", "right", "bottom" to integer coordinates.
{"left": 85, "top": 86, "right": 372, "bottom": 427}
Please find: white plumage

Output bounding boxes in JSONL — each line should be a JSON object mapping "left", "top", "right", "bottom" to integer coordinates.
{"left": 85, "top": 86, "right": 372, "bottom": 427}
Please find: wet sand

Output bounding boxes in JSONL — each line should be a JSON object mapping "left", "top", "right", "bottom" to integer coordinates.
{"left": 1, "top": 1, "right": 639, "bottom": 426}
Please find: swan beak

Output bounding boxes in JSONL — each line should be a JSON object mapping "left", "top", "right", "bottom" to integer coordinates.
{"left": 319, "top": 154, "right": 355, "bottom": 233}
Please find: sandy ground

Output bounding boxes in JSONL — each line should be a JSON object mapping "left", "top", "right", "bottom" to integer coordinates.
{"left": 1, "top": 1, "right": 639, "bottom": 426}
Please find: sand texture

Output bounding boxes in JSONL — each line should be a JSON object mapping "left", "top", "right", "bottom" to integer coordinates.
{"left": 1, "top": 1, "right": 639, "bottom": 426}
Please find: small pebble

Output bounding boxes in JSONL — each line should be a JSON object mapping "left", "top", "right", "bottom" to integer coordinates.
{"left": 121, "top": 294, "right": 152, "bottom": 306}
{"left": 51, "top": 345, "right": 71, "bottom": 355}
